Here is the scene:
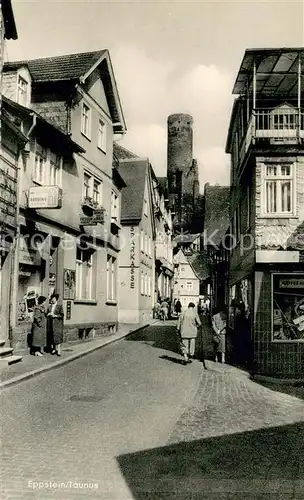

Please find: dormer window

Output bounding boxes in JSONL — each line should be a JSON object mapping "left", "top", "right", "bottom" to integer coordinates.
{"left": 17, "top": 76, "right": 28, "bottom": 106}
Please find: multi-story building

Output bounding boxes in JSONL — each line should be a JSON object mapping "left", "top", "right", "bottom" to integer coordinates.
{"left": 173, "top": 248, "right": 200, "bottom": 310}
{"left": 0, "top": 0, "right": 28, "bottom": 364}
{"left": 202, "top": 183, "right": 230, "bottom": 312}
{"left": 152, "top": 177, "right": 174, "bottom": 303}
{"left": 3, "top": 50, "right": 127, "bottom": 348}
{"left": 226, "top": 48, "right": 304, "bottom": 379}
{"left": 117, "top": 157, "right": 155, "bottom": 325}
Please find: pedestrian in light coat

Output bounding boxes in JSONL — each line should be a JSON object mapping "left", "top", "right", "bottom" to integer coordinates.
{"left": 48, "top": 294, "right": 64, "bottom": 356}
{"left": 212, "top": 308, "right": 226, "bottom": 363}
{"left": 177, "top": 302, "right": 202, "bottom": 365}
{"left": 30, "top": 296, "right": 47, "bottom": 356}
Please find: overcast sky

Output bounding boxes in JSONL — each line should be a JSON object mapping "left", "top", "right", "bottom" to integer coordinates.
{"left": 6, "top": 0, "right": 304, "bottom": 189}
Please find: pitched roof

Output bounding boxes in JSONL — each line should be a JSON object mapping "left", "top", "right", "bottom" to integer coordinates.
{"left": 187, "top": 251, "right": 210, "bottom": 280}
{"left": 113, "top": 142, "right": 138, "bottom": 162}
{"left": 4, "top": 50, "right": 106, "bottom": 81}
{"left": 4, "top": 50, "right": 126, "bottom": 133}
{"left": 204, "top": 184, "right": 230, "bottom": 247}
{"left": 118, "top": 159, "right": 149, "bottom": 223}
{"left": 2, "top": 0, "right": 17, "bottom": 40}
{"left": 174, "top": 233, "right": 200, "bottom": 245}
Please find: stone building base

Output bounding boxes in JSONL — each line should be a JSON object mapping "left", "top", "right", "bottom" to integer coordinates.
{"left": 12, "top": 321, "right": 119, "bottom": 353}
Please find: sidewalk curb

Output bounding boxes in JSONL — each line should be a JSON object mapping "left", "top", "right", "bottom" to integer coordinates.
{"left": 252, "top": 373, "right": 304, "bottom": 386}
{"left": 0, "top": 322, "right": 153, "bottom": 391}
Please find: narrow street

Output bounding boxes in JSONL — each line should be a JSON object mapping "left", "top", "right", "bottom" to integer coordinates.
{"left": 1, "top": 322, "right": 304, "bottom": 500}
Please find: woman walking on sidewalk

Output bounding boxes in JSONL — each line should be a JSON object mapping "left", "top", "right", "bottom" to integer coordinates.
{"left": 30, "top": 296, "right": 47, "bottom": 356}
{"left": 47, "top": 294, "right": 64, "bottom": 356}
{"left": 177, "top": 302, "right": 202, "bottom": 365}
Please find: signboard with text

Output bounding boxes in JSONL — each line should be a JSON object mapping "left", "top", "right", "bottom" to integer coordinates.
{"left": 28, "top": 186, "right": 62, "bottom": 209}
{"left": 80, "top": 209, "right": 105, "bottom": 226}
{"left": 130, "top": 226, "right": 136, "bottom": 289}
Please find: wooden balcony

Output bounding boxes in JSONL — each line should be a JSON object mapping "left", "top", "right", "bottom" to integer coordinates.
{"left": 239, "top": 107, "right": 304, "bottom": 168}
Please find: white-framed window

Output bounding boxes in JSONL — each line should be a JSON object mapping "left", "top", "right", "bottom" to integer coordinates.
{"left": 33, "top": 143, "right": 47, "bottom": 184}
{"left": 148, "top": 236, "right": 151, "bottom": 257}
{"left": 17, "top": 76, "right": 28, "bottom": 106}
{"left": 106, "top": 255, "right": 117, "bottom": 301}
{"left": 83, "top": 172, "right": 91, "bottom": 199}
{"left": 98, "top": 119, "right": 106, "bottom": 152}
{"left": 143, "top": 198, "right": 148, "bottom": 217}
{"left": 141, "top": 272, "right": 144, "bottom": 295}
{"left": 83, "top": 172, "right": 103, "bottom": 206}
{"left": 75, "top": 247, "right": 96, "bottom": 300}
{"left": 81, "top": 102, "right": 91, "bottom": 139}
{"left": 93, "top": 179, "right": 102, "bottom": 206}
{"left": 186, "top": 281, "right": 193, "bottom": 291}
{"left": 263, "top": 163, "right": 295, "bottom": 216}
{"left": 144, "top": 274, "right": 148, "bottom": 296}
{"left": 111, "top": 190, "right": 119, "bottom": 221}
{"left": 49, "top": 151, "right": 62, "bottom": 187}
{"left": 148, "top": 275, "right": 151, "bottom": 296}
{"left": 140, "top": 229, "right": 144, "bottom": 252}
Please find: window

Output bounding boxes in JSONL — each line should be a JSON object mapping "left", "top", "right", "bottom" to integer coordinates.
{"left": 98, "top": 119, "right": 106, "bottom": 151}
{"left": 141, "top": 272, "right": 144, "bottom": 295}
{"left": 140, "top": 230, "right": 144, "bottom": 252}
{"left": 17, "top": 76, "right": 28, "bottom": 106}
{"left": 75, "top": 247, "right": 96, "bottom": 300}
{"left": 33, "top": 143, "right": 47, "bottom": 184}
{"left": 144, "top": 274, "right": 148, "bottom": 296}
{"left": 272, "top": 273, "right": 304, "bottom": 342}
{"left": 106, "top": 255, "right": 117, "bottom": 301}
{"left": 93, "top": 179, "right": 101, "bottom": 206}
{"left": 81, "top": 102, "right": 91, "bottom": 139}
{"left": 263, "top": 163, "right": 294, "bottom": 215}
{"left": 144, "top": 198, "right": 148, "bottom": 217}
{"left": 148, "top": 275, "right": 151, "bottom": 296}
{"left": 83, "top": 172, "right": 103, "bottom": 206}
{"left": 83, "top": 173, "right": 91, "bottom": 199}
{"left": 111, "top": 190, "right": 119, "bottom": 220}
{"left": 49, "top": 152, "right": 62, "bottom": 186}
{"left": 148, "top": 236, "right": 151, "bottom": 257}
{"left": 186, "top": 281, "right": 193, "bottom": 291}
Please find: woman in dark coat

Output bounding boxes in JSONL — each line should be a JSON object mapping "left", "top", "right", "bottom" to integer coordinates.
{"left": 30, "top": 296, "right": 47, "bottom": 356}
{"left": 48, "top": 294, "right": 64, "bottom": 356}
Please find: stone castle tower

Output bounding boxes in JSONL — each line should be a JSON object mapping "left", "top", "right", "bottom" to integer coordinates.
{"left": 167, "top": 113, "right": 200, "bottom": 230}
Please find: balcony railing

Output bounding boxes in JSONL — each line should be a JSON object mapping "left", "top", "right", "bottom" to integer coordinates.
{"left": 239, "top": 108, "right": 304, "bottom": 168}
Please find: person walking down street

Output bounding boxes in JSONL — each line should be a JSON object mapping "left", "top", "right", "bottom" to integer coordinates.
{"left": 174, "top": 299, "right": 182, "bottom": 317}
{"left": 48, "top": 294, "right": 64, "bottom": 356}
{"left": 153, "top": 301, "right": 161, "bottom": 319}
{"left": 160, "top": 299, "right": 169, "bottom": 321}
{"left": 177, "top": 302, "right": 202, "bottom": 365}
{"left": 30, "top": 296, "right": 47, "bottom": 356}
{"left": 212, "top": 308, "right": 227, "bottom": 363}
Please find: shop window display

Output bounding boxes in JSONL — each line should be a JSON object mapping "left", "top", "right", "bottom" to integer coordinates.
{"left": 272, "top": 273, "right": 304, "bottom": 341}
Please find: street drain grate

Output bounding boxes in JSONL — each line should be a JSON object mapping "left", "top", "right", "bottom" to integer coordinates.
{"left": 69, "top": 395, "right": 102, "bottom": 402}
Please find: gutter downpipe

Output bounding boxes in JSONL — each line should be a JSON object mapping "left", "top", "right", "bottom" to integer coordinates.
{"left": 252, "top": 59, "right": 256, "bottom": 144}
{"left": 8, "top": 114, "right": 36, "bottom": 346}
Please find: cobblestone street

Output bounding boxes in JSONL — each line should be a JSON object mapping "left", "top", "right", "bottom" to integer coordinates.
{"left": 1, "top": 322, "right": 304, "bottom": 499}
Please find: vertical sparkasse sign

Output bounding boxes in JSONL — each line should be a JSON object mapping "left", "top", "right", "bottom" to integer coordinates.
{"left": 130, "top": 226, "right": 135, "bottom": 288}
